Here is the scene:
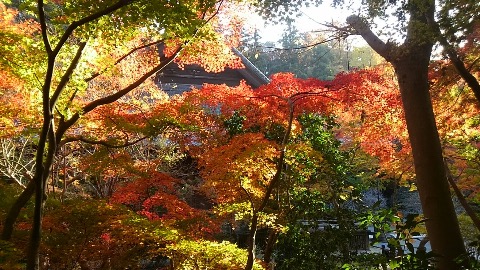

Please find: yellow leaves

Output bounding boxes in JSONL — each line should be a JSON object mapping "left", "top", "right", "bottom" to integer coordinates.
{"left": 285, "top": 142, "right": 326, "bottom": 182}
{"left": 166, "top": 240, "right": 265, "bottom": 270}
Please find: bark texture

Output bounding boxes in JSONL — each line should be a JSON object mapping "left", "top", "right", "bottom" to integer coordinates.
{"left": 394, "top": 54, "right": 465, "bottom": 268}
{"left": 347, "top": 1, "right": 467, "bottom": 267}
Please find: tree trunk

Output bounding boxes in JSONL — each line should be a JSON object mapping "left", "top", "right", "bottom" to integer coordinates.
{"left": 25, "top": 120, "right": 52, "bottom": 270}
{"left": 244, "top": 100, "right": 295, "bottom": 270}
{"left": 1, "top": 179, "right": 35, "bottom": 240}
{"left": 346, "top": 1, "right": 467, "bottom": 267}
{"left": 393, "top": 55, "right": 466, "bottom": 269}
{"left": 263, "top": 229, "right": 278, "bottom": 265}
{"left": 245, "top": 213, "right": 258, "bottom": 270}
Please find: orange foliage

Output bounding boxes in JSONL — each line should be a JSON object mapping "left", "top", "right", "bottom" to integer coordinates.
{"left": 0, "top": 3, "right": 39, "bottom": 38}
{"left": 330, "top": 66, "right": 412, "bottom": 176}
{"left": 199, "top": 133, "right": 278, "bottom": 203}
{"left": 428, "top": 41, "right": 480, "bottom": 200}
{"left": 149, "top": 66, "right": 413, "bottom": 204}
{"left": 171, "top": 39, "right": 244, "bottom": 73}
{"left": 0, "top": 4, "right": 41, "bottom": 136}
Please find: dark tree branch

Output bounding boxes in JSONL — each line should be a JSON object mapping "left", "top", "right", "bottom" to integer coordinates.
{"left": 37, "top": 0, "right": 52, "bottom": 54}
{"left": 60, "top": 45, "right": 183, "bottom": 132}
{"left": 427, "top": 17, "right": 480, "bottom": 105}
{"left": 1, "top": 179, "right": 35, "bottom": 240}
{"left": 82, "top": 46, "right": 181, "bottom": 115}
{"left": 346, "top": 15, "right": 394, "bottom": 62}
{"left": 52, "top": 0, "right": 136, "bottom": 56}
{"left": 51, "top": 42, "right": 87, "bottom": 110}
{"left": 444, "top": 161, "right": 480, "bottom": 231}
{"left": 60, "top": 135, "right": 148, "bottom": 149}
{"left": 468, "top": 57, "right": 480, "bottom": 72}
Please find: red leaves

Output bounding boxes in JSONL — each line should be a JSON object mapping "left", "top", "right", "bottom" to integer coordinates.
{"left": 156, "top": 65, "right": 411, "bottom": 185}
{"left": 110, "top": 172, "right": 222, "bottom": 238}
{"left": 111, "top": 172, "right": 198, "bottom": 221}
{"left": 327, "top": 66, "right": 412, "bottom": 174}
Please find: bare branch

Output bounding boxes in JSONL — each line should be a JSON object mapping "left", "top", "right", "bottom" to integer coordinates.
{"left": 60, "top": 135, "right": 148, "bottom": 149}
{"left": 0, "top": 139, "right": 35, "bottom": 188}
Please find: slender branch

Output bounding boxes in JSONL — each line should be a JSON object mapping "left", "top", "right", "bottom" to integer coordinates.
{"left": 240, "top": 178, "right": 255, "bottom": 212}
{"left": 444, "top": 160, "right": 480, "bottom": 231}
{"left": 66, "top": 89, "right": 79, "bottom": 107}
{"left": 52, "top": 0, "right": 136, "bottom": 56}
{"left": 426, "top": 17, "right": 480, "bottom": 105}
{"left": 258, "top": 100, "right": 294, "bottom": 212}
{"left": 85, "top": 40, "right": 164, "bottom": 82}
{"left": 60, "top": 45, "right": 183, "bottom": 133}
{"left": 37, "top": 0, "right": 52, "bottom": 54}
{"left": 60, "top": 135, "right": 148, "bottom": 149}
{"left": 202, "top": 0, "right": 224, "bottom": 21}
{"left": 51, "top": 42, "right": 87, "bottom": 110}
{"left": 259, "top": 35, "right": 348, "bottom": 51}
{"left": 468, "top": 57, "right": 480, "bottom": 72}
{"left": 82, "top": 46, "right": 181, "bottom": 115}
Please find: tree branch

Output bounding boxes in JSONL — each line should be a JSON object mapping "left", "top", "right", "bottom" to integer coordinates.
{"left": 83, "top": 46, "right": 181, "bottom": 115}
{"left": 52, "top": 0, "right": 136, "bottom": 56}
{"left": 444, "top": 160, "right": 480, "bottom": 231}
{"left": 60, "top": 135, "right": 148, "bottom": 149}
{"left": 426, "top": 17, "right": 480, "bottom": 105}
{"left": 346, "top": 15, "right": 394, "bottom": 61}
{"left": 51, "top": 42, "right": 87, "bottom": 110}
{"left": 60, "top": 45, "right": 183, "bottom": 132}
{"left": 37, "top": 0, "right": 52, "bottom": 54}
{"left": 85, "top": 40, "right": 164, "bottom": 83}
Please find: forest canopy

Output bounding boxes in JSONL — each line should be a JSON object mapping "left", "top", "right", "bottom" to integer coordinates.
{"left": 0, "top": 0, "right": 479, "bottom": 269}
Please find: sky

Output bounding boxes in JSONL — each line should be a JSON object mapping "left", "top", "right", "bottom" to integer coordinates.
{"left": 245, "top": 1, "right": 392, "bottom": 48}
{"left": 245, "top": 2, "right": 366, "bottom": 45}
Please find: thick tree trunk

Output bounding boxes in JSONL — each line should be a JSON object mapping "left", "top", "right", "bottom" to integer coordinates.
{"left": 393, "top": 55, "right": 466, "bottom": 269}
{"left": 347, "top": 1, "right": 467, "bottom": 267}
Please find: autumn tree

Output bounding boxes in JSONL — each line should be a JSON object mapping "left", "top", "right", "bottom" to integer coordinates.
{"left": 253, "top": 1, "right": 478, "bottom": 266}
{"left": 157, "top": 71, "right": 387, "bottom": 269}
{"left": 342, "top": 0, "right": 471, "bottom": 267}
{"left": 433, "top": 0, "right": 480, "bottom": 104}
{"left": 0, "top": 1, "right": 260, "bottom": 268}
{"left": 427, "top": 32, "right": 480, "bottom": 232}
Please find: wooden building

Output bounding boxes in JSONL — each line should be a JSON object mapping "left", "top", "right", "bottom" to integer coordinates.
{"left": 155, "top": 48, "right": 270, "bottom": 96}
